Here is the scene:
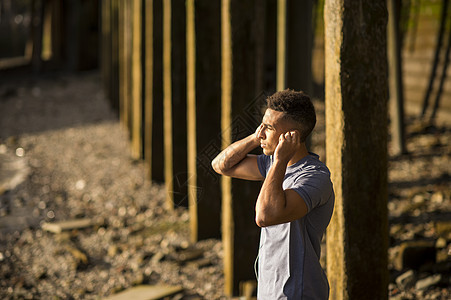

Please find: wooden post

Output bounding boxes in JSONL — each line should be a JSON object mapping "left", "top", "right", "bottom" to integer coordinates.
{"left": 276, "top": 0, "right": 286, "bottom": 91}
{"left": 264, "top": 0, "right": 277, "bottom": 93}
{"left": 102, "top": 0, "right": 112, "bottom": 98}
{"left": 31, "top": 0, "right": 44, "bottom": 73}
{"left": 144, "top": 0, "right": 154, "bottom": 178}
{"left": 120, "top": 0, "right": 133, "bottom": 132}
{"left": 286, "top": 0, "right": 314, "bottom": 95}
{"left": 110, "top": 0, "right": 120, "bottom": 112}
{"left": 324, "top": 1, "right": 389, "bottom": 299}
{"left": 50, "top": 0, "right": 63, "bottom": 65}
{"left": 387, "top": 0, "right": 406, "bottom": 156}
{"left": 65, "top": 0, "right": 81, "bottom": 71}
{"left": 130, "top": 0, "right": 143, "bottom": 160}
{"left": 143, "top": 0, "right": 165, "bottom": 182}
{"left": 186, "top": 0, "right": 222, "bottom": 242}
{"left": 163, "top": 0, "right": 188, "bottom": 209}
{"left": 221, "top": 0, "right": 265, "bottom": 296}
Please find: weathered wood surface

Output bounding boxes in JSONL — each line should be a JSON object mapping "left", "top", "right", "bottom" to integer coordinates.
{"left": 221, "top": 0, "right": 265, "bottom": 296}
{"left": 186, "top": 0, "right": 222, "bottom": 242}
{"left": 104, "top": 285, "right": 183, "bottom": 300}
{"left": 324, "top": 0, "right": 389, "bottom": 299}
{"left": 163, "top": 0, "right": 188, "bottom": 209}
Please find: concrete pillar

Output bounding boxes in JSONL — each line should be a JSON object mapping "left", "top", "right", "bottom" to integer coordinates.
{"left": 324, "top": 1, "right": 389, "bottom": 299}
{"left": 221, "top": 0, "right": 265, "bottom": 296}
{"left": 186, "top": 0, "right": 222, "bottom": 242}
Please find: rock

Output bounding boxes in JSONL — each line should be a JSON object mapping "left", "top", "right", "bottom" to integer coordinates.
{"left": 395, "top": 270, "right": 415, "bottom": 290}
{"left": 435, "top": 221, "right": 451, "bottom": 238}
{"left": 0, "top": 151, "right": 30, "bottom": 195}
{"left": 435, "top": 237, "right": 447, "bottom": 248}
{"left": 394, "top": 240, "right": 436, "bottom": 271}
{"left": 415, "top": 274, "right": 442, "bottom": 290}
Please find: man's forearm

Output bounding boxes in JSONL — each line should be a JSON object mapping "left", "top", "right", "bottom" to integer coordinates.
{"left": 212, "top": 134, "right": 259, "bottom": 174}
{"left": 255, "top": 159, "right": 288, "bottom": 227}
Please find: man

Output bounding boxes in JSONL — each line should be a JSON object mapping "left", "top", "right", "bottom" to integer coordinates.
{"left": 211, "top": 89, "right": 334, "bottom": 299}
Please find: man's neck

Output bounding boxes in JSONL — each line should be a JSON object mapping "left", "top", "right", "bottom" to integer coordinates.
{"left": 287, "top": 143, "right": 309, "bottom": 166}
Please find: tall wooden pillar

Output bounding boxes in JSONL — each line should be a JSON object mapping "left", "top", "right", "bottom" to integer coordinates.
{"left": 221, "top": 0, "right": 265, "bottom": 296}
{"left": 130, "top": 0, "right": 143, "bottom": 160}
{"left": 163, "top": 0, "right": 188, "bottom": 209}
{"left": 387, "top": 0, "right": 406, "bottom": 155}
{"left": 186, "top": 0, "right": 222, "bottom": 242}
{"left": 143, "top": 0, "right": 165, "bottom": 182}
{"left": 119, "top": 0, "right": 133, "bottom": 132}
{"left": 286, "top": 0, "right": 314, "bottom": 95}
{"left": 324, "top": 1, "right": 389, "bottom": 299}
{"left": 101, "top": 0, "right": 111, "bottom": 98}
{"left": 152, "top": 0, "right": 165, "bottom": 182}
{"left": 109, "top": 0, "right": 120, "bottom": 112}
{"left": 277, "top": 0, "right": 314, "bottom": 93}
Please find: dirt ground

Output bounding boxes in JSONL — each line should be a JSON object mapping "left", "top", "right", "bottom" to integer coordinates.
{"left": 0, "top": 71, "right": 450, "bottom": 299}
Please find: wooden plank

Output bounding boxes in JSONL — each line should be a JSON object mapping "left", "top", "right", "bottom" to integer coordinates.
{"left": 186, "top": 0, "right": 222, "bottom": 242}
{"left": 42, "top": 218, "right": 103, "bottom": 234}
{"left": 221, "top": 0, "right": 265, "bottom": 296}
{"left": 163, "top": 0, "right": 188, "bottom": 209}
{"left": 104, "top": 285, "right": 183, "bottom": 300}
{"left": 324, "top": 0, "right": 389, "bottom": 299}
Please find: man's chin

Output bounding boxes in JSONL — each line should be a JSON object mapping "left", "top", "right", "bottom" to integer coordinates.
{"left": 262, "top": 148, "right": 274, "bottom": 156}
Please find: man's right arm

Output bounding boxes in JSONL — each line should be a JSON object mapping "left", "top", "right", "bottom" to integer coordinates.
{"left": 211, "top": 127, "right": 264, "bottom": 181}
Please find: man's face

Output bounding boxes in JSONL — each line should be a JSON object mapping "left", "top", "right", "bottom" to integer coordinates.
{"left": 258, "top": 109, "right": 293, "bottom": 155}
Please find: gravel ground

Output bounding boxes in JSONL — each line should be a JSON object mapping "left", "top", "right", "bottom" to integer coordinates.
{"left": 0, "top": 71, "right": 450, "bottom": 299}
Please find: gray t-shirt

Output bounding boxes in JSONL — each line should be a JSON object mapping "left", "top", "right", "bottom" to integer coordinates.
{"left": 256, "top": 153, "right": 334, "bottom": 299}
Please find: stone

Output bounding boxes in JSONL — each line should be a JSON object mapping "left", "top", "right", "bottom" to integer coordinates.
{"left": 415, "top": 274, "right": 441, "bottom": 290}
{"left": 0, "top": 151, "right": 30, "bottom": 195}
{"left": 435, "top": 221, "right": 451, "bottom": 237}
{"left": 103, "top": 285, "right": 183, "bottom": 300}
{"left": 435, "top": 237, "right": 447, "bottom": 248}
{"left": 394, "top": 240, "right": 436, "bottom": 271}
{"left": 395, "top": 270, "right": 415, "bottom": 290}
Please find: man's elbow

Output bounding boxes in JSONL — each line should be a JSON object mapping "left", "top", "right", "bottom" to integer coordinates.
{"left": 255, "top": 211, "right": 273, "bottom": 228}
{"left": 211, "top": 158, "right": 227, "bottom": 176}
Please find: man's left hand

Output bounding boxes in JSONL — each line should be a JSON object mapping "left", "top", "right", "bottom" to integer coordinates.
{"left": 274, "top": 130, "right": 300, "bottom": 163}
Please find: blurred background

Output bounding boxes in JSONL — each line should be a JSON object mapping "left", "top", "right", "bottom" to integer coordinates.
{"left": 0, "top": 0, "right": 450, "bottom": 299}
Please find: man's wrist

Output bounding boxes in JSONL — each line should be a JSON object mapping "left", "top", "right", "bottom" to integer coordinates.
{"left": 273, "top": 157, "right": 289, "bottom": 167}
{"left": 249, "top": 133, "right": 260, "bottom": 147}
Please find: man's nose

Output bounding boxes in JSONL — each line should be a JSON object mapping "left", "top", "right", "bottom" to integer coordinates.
{"left": 257, "top": 129, "right": 265, "bottom": 139}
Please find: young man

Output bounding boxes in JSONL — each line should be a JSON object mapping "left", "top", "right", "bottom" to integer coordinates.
{"left": 211, "top": 89, "right": 334, "bottom": 299}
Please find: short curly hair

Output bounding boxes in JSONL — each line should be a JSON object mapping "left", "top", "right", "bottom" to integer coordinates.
{"left": 266, "top": 89, "right": 316, "bottom": 142}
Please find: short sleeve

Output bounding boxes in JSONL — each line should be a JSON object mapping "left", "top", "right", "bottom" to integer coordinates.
{"left": 257, "top": 154, "right": 272, "bottom": 178}
{"left": 289, "top": 171, "right": 333, "bottom": 212}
